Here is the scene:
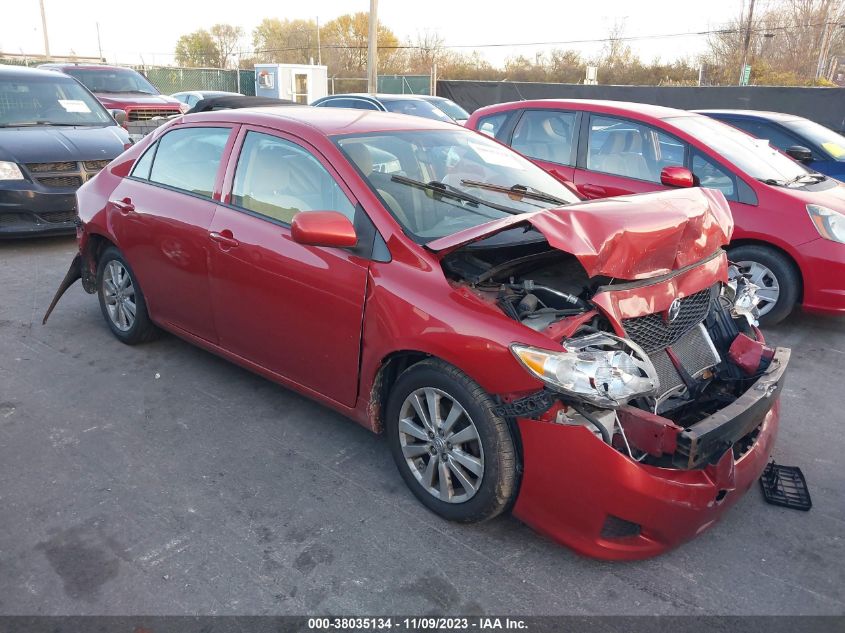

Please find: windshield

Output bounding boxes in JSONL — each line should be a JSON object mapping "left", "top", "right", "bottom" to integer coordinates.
{"left": 783, "top": 118, "right": 845, "bottom": 161}
{"left": 0, "top": 74, "right": 113, "bottom": 127}
{"left": 63, "top": 67, "right": 158, "bottom": 95}
{"left": 666, "top": 115, "right": 809, "bottom": 184}
{"left": 336, "top": 129, "right": 581, "bottom": 242}
{"left": 428, "top": 98, "right": 470, "bottom": 121}
{"left": 381, "top": 98, "right": 455, "bottom": 122}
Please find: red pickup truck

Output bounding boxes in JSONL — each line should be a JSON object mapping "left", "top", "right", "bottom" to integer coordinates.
{"left": 39, "top": 64, "right": 185, "bottom": 139}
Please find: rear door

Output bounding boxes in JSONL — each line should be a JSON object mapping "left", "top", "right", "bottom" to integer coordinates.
{"left": 507, "top": 109, "right": 579, "bottom": 184}
{"left": 109, "top": 124, "right": 237, "bottom": 342}
{"left": 208, "top": 126, "right": 370, "bottom": 406}
{"left": 572, "top": 113, "right": 687, "bottom": 199}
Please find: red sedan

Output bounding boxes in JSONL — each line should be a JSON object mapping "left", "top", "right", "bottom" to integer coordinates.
{"left": 467, "top": 99, "right": 845, "bottom": 324}
{"left": 45, "top": 107, "right": 788, "bottom": 560}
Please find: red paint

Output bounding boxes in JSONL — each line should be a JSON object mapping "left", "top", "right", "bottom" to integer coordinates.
{"left": 513, "top": 402, "right": 779, "bottom": 560}
{"left": 428, "top": 187, "right": 734, "bottom": 281}
{"left": 68, "top": 107, "right": 784, "bottom": 560}
{"left": 617, "top": 406, "right": 681, "bottom": 456}
{"left": 291, "top": 211, "right": 358, "bottom": 248}
{"left": 729, "top": 333, "right": 776, "bottom": 375}
{"left": 468, "top": 99, "right": 845, "bottom": 315}
{"left": 660, "top": 165, "right": 695, "bottom": 188}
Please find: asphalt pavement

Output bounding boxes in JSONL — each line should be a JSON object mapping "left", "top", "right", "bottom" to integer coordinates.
{"left": 0, "top": 236, "right": 843, "bottom": 615}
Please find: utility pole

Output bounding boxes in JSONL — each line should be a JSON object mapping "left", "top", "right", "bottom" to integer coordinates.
{"left": 815, "top": 19, "right": 836, "bottom": 81}
{"left": 738, "top": 0, "right": 756, "bottom": 85}
{"left": 39, "top": 0, "right": 51, "bottom": 59}
{"left": 316, "top": 17, "right": 321, "bottom": 66}
{"left": 96, "top": 22, "right": 103, "bottom": 61}
{"left": 367, "top": 0, "right": 378, "bottom": 95}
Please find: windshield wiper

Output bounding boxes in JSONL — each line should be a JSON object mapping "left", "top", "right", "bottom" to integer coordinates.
{"left": 460, "top": 179, "right": 570, "bottom": 205}
{"left": 4, "top": 121, "right": 84, "bottom": 127}
{"left": 390, "top": 174, "right": 522, "bottom": 215}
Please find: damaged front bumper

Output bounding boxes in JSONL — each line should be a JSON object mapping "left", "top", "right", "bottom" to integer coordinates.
{"left": 511, "top": 347, "right": 789, "bottom": 561}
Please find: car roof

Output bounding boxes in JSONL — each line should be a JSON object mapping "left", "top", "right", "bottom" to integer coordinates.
{"left": 481, "top": 98, "right": 695, "bottom": 120}
{"left": 694, "top": 109, "right": 804, "bottom": 122}
{"left": 323, "top": 93, "right": 428, "bottom": 101}
{"left": 0, "top": 63, "right": 80, "bottom": 79}
{"left": 38, "top": 63, "right": 134, "bottom": 72}
{"left": 183, "top": 104, "right": 464, "bottom": 135}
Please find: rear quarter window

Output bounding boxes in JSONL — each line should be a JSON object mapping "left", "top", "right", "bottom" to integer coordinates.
{"left": 476, "top": 113, "right": 508, "bottom": 138}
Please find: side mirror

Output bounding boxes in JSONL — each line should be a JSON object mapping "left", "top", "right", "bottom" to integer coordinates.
{"left": 291, "top": 211, "right": 358, "bottom": 248}
{"left": 660, "top": 165, "right": 695, "bottom": 188}
{"left": 786, "top": 145, "right": 813, "bottom": 164}
{"left": 109, "top": 109, "right": 127, "bottom": 126}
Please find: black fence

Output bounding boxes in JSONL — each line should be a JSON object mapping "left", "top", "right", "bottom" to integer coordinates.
{"left": 438, "top": 80, "right": 845, "bottom": 132}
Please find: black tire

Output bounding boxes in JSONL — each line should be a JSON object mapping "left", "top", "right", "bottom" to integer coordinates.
{"left": 385, "top": 358, "right": 518, "bottom": 523}
{"left": 96, "top": 246, "right": 160, "bottom": 345}
{"left": 728, "top": 245, "right": 800, "bottom": 326}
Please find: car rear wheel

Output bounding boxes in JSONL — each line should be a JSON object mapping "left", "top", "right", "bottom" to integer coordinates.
{"left": 97, "top": 246, "right": 159, "bottom": 344}
{"left": 385, "top": 359, "right": 517, "bottom": 523}
{"left": 728, "top": 244, "right": 800, "bottom": 325}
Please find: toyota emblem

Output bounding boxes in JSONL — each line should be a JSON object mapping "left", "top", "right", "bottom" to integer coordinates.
{"left": 667, "top": 298, "right": 682, "bottom": 323}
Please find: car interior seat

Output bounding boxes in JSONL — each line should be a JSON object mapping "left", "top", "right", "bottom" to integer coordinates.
{"left": 344, "top": 143, "right": 415, "bottom": 230}
{"left": 595, "top": 130, "right": 652, "bottom": 181}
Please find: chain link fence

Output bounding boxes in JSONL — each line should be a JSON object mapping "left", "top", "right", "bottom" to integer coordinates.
{"left": 3, "top": 55, "right": 430, "bottom": 99}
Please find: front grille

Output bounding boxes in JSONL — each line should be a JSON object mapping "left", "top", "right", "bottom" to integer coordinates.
{"left": 35, "top": 176, "right": 83, "bottom": 188}
{"left": 83, "top": 160, "right": 111, "bottom": 172}
{"left": 37, "top": 210, "right": 77, "bottom": 224}
{"left": 26, "top": 161, "right": 77, "bottom": 173}
{"left": 0, "top": 213, "right": 24, "bottom": 225}
{"left": 126, "top": 108, "right": 181, "bottom": 121}
{"left": 622, "top": 287, "right": 713, "bottom": 354}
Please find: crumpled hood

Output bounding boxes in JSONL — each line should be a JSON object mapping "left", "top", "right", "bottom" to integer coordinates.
{"left": 0, "top": 125, "right": 128, "bottom": 164}
{"left": 427, "top": 187, "right": 734, "bottom": 280}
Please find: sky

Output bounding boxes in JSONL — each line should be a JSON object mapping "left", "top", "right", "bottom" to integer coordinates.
{"left": 1, "top": 0, "right": 745, "bottom": 68}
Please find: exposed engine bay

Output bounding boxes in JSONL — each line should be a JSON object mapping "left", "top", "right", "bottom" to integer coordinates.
{"left": 443, "top": 230, "right": 779, "bottom": 470}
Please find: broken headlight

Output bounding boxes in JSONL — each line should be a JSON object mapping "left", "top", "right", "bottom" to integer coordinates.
{"left": 725, "top": 268, "right": 761, "bottom": 327}
{"left": 511, "top": 333, "right": 659, "bottom": 408}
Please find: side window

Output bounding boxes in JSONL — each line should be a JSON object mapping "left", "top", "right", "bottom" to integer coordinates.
{"left": 148, "top": 127, "right": 231, "bottom": 198}
{"left": 726, "top": 119, "right": 802, "bottom": 155}
{"left": 587, "top": 115, "right": 686, "bottom": 183}
{"left": 476, "top": 113, "right": 507, "bottom": 138}
{"left": 130, "top": 142, "right": 156, "bottom": 180}
{"left": 511, "top": 110, "right": 576, "bottom": 165}
{"left": 318, "top": 98, "right": 350, "bottom": 108}
{"left": 231, "top": 131, "right": 356, "bottom": 225}
{"left": 692, "top": 152, "right": 737, "bottom": 200}
{"left": 187, "top": 94, "right": 199, "bottom": 107}
{"left": 350, "top": 99, "right": 379, "bottom": 110}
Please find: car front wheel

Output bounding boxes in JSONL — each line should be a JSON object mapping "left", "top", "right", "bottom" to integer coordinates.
{"left": 96, "top": 246, "right": 159, "bottom": 344}
{"left": 385, "top": 359, "right": 518, "bottom": 523}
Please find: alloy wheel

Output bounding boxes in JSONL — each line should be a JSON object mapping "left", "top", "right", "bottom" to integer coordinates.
{"left": 397, "top": 387, "right": 484, "bottom": 503}
{"left": 102, "top": 260, "right": 136, "bottom": 332}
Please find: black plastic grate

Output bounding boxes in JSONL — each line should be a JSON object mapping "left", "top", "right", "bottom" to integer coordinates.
{"left": 600, "top": 515, "right": 642, "bottom": 539}
{"left": 83, "top": 159, "right": 111, "bottom": 172}
{"left": 35, "top": 176, "right": 83, "bottom": 188}
{"left": 760, "top": 461, "right": 812, "bottom": 511}
{"left": 26, "top": 161, "right": 77, "bottom": 173}
{"left": 622, "top": 287, "right": 713, "bottom": 354}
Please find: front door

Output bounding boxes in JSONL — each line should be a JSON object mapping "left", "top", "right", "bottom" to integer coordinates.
{"left": 572, "top": 114, "right": 687, "bottom": 199}
{"left": 208, "top": 128, "right": 369, "bottom": 407}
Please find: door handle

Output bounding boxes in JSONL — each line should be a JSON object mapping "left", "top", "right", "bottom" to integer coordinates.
{"left": 580, "top": 184, "right": 607, "bottom": 198}
{"left": 110, "top": 197, "right": 137, "bottom": 216}
{"left": 209, "top": 230, "right": 240, "bottom": 248}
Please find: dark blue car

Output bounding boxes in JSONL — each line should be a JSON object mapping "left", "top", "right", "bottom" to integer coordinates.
{"left": 697, "top": 109, "right": 845, "bottom": 180}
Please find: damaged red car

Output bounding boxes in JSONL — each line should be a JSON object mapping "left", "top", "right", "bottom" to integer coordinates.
{"left": 45, "top": 107, "right": 789, "bottom": 560}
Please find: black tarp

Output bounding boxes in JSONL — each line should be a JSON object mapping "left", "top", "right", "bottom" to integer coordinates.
{"left": 438, "top": 80, "right": 845, "bottom": 132}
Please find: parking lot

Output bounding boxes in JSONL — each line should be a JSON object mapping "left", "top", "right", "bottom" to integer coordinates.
{"left": 0, "top": 236, "right": 843, "bottom": 616}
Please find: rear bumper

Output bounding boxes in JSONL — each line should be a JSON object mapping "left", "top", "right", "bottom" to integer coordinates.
{"left": 512, "top": 348, "right": 788, "bottom": 560}
{"left": 0, "top": 187, "right": 77, "bottom": 238}
{"left": 796, "top": 237, "right": 845, "bottom": 315}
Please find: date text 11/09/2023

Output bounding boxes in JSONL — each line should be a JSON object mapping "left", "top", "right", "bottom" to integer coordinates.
{"left": 307, "top": 617, "right": 529, "bottom": 630}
